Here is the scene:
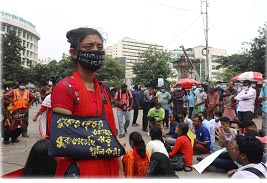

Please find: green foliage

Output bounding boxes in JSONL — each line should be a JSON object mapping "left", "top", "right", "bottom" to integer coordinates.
{"left": 96, "top": 56, "right": 125, "bottom": 89}
{"left": 132, "top": 47, "right": 174, "bottom": 88}
{"left": 2, "top": 30, "right": 25, "bottom": 86}
{"left": 216, "top": 22, "right": 266, "bottom": 80}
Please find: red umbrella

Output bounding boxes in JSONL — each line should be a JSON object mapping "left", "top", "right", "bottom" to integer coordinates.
{"left": 173, "top": 78, "right": 200, "bottom": 89}
{"left": 231, "top": 71, "right": 263, "bottom": 82}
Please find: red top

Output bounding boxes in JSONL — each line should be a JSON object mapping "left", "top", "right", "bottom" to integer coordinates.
{"left": 51, "top": 71, "right": 118, "bottom": 178}
{"left": 168, "top": 136, "right": 193, "bottom": 167}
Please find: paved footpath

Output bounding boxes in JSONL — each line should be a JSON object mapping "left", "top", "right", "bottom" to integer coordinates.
{"left": 0, "top": 104, "right": 263, "bottom": 178}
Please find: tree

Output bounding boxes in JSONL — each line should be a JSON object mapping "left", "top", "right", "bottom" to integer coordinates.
{"left": 132, "top": 47, "right": 174, "bottom": 88}
{"left": 57, "top": 53, "right": 74, "bottom": 80}
{"left": 245, "top": 22, "right": 266, "bottom": 75}
{"left": 96, "top": 56, "right": 125, "bottom": 89}
{"left": 217, "top": 22, "right": 266, "bottom": 80}
{"left": 2, "top": 30, "right": 25, "bottom": 87}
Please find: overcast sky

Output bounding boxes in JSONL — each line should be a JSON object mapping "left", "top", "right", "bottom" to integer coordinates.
{"left": 1, "top": 0, "right": 267, "bottom": 61}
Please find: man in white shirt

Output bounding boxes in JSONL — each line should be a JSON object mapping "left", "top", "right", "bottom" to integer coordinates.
{"left": 235, "top": 80, "right": 256, "bottom": 125}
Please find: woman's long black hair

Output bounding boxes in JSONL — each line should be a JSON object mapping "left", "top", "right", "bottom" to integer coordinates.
{"left": 129, "top": 131, "right": 146, "bottom": 158}
{"left": 22, "top": 139, "right": 57, "bottom": 177}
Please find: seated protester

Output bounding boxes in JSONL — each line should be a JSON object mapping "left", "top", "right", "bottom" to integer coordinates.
{"left": 244, "top": 121, "right": 266, "bottom": 137}
{"left": 220, "top": 117, "right": 237, "bottom": 143}
{"left": 147, "top": 103, "right": 165, "bottom": 136}
{"left": 146, "top": 126, "right": 169, "bottom": 157}
{"left": 192, "top": 116, "right": 211, "bottom": 155}
{"left": 199, "top": 112, "right": 219, "bottom": 152}
{"left": 122, "top": 132, "right": 150, "bottom": 178}
{"left": 230, "top": 120, "right": 243, "bottom": 135}
{"left": 177, "top": 109, "right": 194, "bottom": 132}
{"left": 164, "top": 113, "right": 179, "bottom": 146}
{"left": 168, "top": 123, "right": 193, "bottom": 169}
{"left": 3, "top": 110, "right": 24, "bottom": 144}
{"left": 209, "top": 111, "right": 222, "bottom": 129}
{"left": 146, "top": 152, "right": 178, "bottom": 178}
{"left": 22, "top": 139, "right": 57, "bottom": 176}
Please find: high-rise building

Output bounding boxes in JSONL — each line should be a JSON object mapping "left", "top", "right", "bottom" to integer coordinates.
{"left": 38, "top": 57, "right": 52, "bottom": 65}
{"left": 0, "top": 11, "right": 40, "bottom": 68}
{"left": 108, "top": 37, "right": 163, "bottom": 83}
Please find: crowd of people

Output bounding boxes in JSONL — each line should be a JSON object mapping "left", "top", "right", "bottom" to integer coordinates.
{"left": 1, "top": 27, "right": 267, "bottom": 179}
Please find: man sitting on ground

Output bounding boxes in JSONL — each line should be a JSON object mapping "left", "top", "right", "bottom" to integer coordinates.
{"left": 193, "top": 115, "right": 211, "bottom": 155}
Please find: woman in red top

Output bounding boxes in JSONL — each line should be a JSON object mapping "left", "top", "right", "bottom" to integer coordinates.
{"left": 51, "top": 27, "right": 120, "bottom": 177}
{"left": 168, "top": 123, "right": 193, "bottom": 168}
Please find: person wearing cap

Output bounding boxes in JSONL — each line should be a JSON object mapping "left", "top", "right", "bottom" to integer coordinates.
{"left": 234, "top": 80, "right": 256, "bottom": 126}
{"left": 259, "top": 80, "right": 267, "bottom": 132}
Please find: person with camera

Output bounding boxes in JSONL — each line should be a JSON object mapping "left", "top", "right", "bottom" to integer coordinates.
{"left": 147, "top": 103, "right": 165, "bottom": 136}
{"left": 114, "top": 84, "right": 133, "bottom": 138}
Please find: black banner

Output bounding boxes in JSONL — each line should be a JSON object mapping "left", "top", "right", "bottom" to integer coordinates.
{"left": 48, "top": 112, "right": 125, "bottom": 159}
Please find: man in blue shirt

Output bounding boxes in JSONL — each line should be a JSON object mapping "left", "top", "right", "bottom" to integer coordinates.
{"left": 189, "top": 83, "right": 200, "bottom": 119}
{"left": 259, "top": 80, "right": 267, "bottom": 132}
{"left": 193, "top": 115, "right": 211, "bottom": 155}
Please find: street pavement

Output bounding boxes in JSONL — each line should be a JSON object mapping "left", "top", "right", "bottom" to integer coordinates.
{"left": 0, "top": 103, "right": 263, "bottom": 178}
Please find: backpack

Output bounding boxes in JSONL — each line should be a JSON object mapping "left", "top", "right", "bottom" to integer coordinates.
{"left": 242, "top": 163, "right": 267, "bottom": 179}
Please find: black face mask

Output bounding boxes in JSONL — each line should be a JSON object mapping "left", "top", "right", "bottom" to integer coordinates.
{"left": 77, "top": 50, "right": 105, "bottom": 72}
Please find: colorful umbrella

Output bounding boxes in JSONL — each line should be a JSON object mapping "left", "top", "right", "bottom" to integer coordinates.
{"left": 173, "top": 78, "right": 200, "bottom": 89}
{"left": 231, "top": 71, "right": 263, "bottom": 82}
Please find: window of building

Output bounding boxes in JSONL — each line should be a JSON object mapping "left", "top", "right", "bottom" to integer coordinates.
{"left": 1, "top": 24, "right": 6, "bottom": 32}
{"left": 23, "top": 32, "right": 26, "bottom": 38}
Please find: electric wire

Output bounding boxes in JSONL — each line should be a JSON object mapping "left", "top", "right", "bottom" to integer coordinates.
{"left": 164, "top": 14, "right": 202, "bottom": 47}
{"left": 147, "top": 0, "right": 201, "bottom": 13}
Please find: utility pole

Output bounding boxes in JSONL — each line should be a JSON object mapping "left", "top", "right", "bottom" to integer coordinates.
{"left": 201, "top": 0, "right": 209, "bottom": 81}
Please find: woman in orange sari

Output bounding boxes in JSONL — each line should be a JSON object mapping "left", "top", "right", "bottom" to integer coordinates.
{"left": 122, "top": 132, "right": 150, "bottom": 178}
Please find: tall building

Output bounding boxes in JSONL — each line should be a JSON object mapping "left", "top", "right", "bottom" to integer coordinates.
{"left": 38, "top": 56, "right": 52, "bottom": 65}
{"left": 0, "top": 11, "right": 40, "bottom": 68}
{"left": 169, "top": 45, "right": 227, "bottom": 82}
{"left": 108, "top": 37, "right": 163, "bottom": 84}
